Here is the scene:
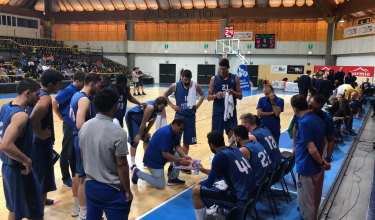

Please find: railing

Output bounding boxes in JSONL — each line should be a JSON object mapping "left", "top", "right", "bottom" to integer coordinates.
{"left": 55, "top": 29, "right": 328, "bottom": 42}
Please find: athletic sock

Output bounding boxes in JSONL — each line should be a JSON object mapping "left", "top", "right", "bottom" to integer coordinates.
{"left": 131, "top": 157, "right": 136, "bottom": 167}
{"left": 73, "top": 197, "right": 79, "bottom": 209}
{"left": 194, "top": 207, "right": 206, "bottom": 220}
{"left": 79, "top": 206, "right": 87, "bottom": 219}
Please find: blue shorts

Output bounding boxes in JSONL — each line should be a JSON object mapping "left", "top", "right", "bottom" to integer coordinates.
{"left": 2, "top": 165, "right": 44, "bottom": 220}
{"left": 176, "top": 113, "right": 197, "bottom": 145}
{"left": 211, "top": 109, "right": 238, "bottom": 135}
{"left": 125, "top": 115, "right": 150, "bottom": 148}
{"left": 200, "top": 186, "right": 244, "bottom": 209}
{"left": 86, "top": 180, "right": 131, "bottom": 220}
{"left": 33, "top": 142, "right": 56, "bottom": 193}
{"left": 74, "top": 135, "right": 86, "bottom": 177}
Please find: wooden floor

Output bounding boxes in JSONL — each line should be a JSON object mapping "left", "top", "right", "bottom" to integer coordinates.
{"left": 0, "top": 86, "right": 295, "bottom": 220}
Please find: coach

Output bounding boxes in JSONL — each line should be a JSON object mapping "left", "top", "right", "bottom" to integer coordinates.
{"left": 256, "top": 85, "right": 284, "bottom": 146}
{"left": 298, "top": 70, "right": 312, "bottom": 98}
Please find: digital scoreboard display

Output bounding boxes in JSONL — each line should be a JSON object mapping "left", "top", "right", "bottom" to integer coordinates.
{"left": 255, "top": 34, "right": 275, "bottom": 49}
{"left": 224, "top": 26, "right": 234, "bottom": 38}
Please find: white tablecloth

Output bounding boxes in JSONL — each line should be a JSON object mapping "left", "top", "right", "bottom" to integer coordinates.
{"left": 272, "top": 80, "right": 285, "bottom": 89}
{"left": 284, "top": 82, "right": 299, "bottom": 93}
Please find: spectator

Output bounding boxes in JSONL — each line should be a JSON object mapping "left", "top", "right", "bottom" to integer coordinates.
{"left": 132, "top": 67, "right": 139, "bottom": 96}
{"left": 363, "top": 84, "right": 372, "bottom": 104}
{"left": 325, "top": 96, "right": 340, "bottom": 117}
{"left": 353, "top": 82, "right": 363, "bottom": 100}
{"left": 78, "top": 59, "right": 83, "bottom": 66}
{"left": 15, "top": 68, "right": 23, "bottom": 81}
{"left": 327, "top": 69, "right": 335, "bottom": 87}
{"left": 68, "top": 59, "right": 74, "bottom": 66}
{"left": 0, "top": 67, "right": 9, "bottom": 82}
{"left": 191, "top": 131, "right": 255, "bottom": 220}
{"left": 338, "top": 94, "right": 344, "bottom": 101}
{"left": 291, "top": 94, "right": 331, "bottom": 220}
{"left": 344, "top": 83, "right": 355, "bottom": 101}
{"left": 334, "top": 67, "right": 345, "bottom": 86}
{"left": 319, "top": 75, "right": 333, "bottom": 104}
{"left": 334, "top": 98, "right": 356, "bottom": 135}
{"left": 350, "top": 91, "right": 360, "bottom": 117}
{"left": 137, "top": 68, "right": 146, "bottom": 95}
{"left": 54, "top": 54, "right": 61, "bottom": 68}
{"left": 311, "top": 71, "right": 319, "bottom": 96}
{"left": 256, "top": 84, "right": 284, "bottom": 146}
{"left": 294, "top": 77, "right": 300, "bottom": 83}
{"left": 42, "top": 64, "right": 49, "bottom": 71}
{"left": 362, "top": 78, "right": 371, "bottom": 89}
{"left": 298, "top": 70, "right": 311, "bottom": 98}
{"left": 315, "top": 73, "right": 323, "bottom": 95}
{"left": 345, "top": 72, "right": 357, "bottom": 84}
{"left": 37, "top": 63, "right": 43, "bottom": 74}
{"left": 0, "top": 56, "right": 4, "bottom": 65}
{"left": 21, "top": 58, "right": 28, "bottom": 70}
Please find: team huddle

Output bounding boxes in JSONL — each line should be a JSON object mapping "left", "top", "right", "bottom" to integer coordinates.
{"left": 0, "top": 58, "right": 333, "bottom": 220}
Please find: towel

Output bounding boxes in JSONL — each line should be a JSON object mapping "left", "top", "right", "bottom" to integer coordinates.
{"left": 213, "top": 180, "right": 228, "bottom": 191}
{"left": 224, "top": 92, "right": 234, "bottom": 121}
{"left": 187, "top": 80, "right": 197, "bottom": 109}
{"left": 155, "top": 108, "right": 167, "bottom": 130}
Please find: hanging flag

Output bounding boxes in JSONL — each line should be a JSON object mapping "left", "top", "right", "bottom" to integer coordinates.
{"left": 237, "top": 64, "right": 251, "bottom": 91}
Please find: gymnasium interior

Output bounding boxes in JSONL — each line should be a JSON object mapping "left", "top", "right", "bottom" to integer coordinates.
{"left": 0, "top": 0, "right": 375, "bottom": 219}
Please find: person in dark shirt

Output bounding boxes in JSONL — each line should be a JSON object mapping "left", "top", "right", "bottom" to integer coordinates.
{"left": 325, "top": 96, "right": 340, "bottom": 116}
{"left": 334, "top": 98, "right": 356, "bottom": 135}
{"left": 0, "top": 55, "right": 5, "bottom": 65}
{"left": 327, "top": 69, "right": 335, "bottom": 87}
{"left": 350, "top": 91, "right": 360, "bottom": 117}
{"left": 345, "top": 72, "right": 357, "bottom": 85}
{"left": 315, "top": 73, "right": 323, "bottom": 95}
{"left": 319, "top": 75, "right": 333, "bottom": 104}
{"left": 362, "top": 78, "right": 371, "bottom": 89}
{"left": 363, "top": 84, "right": 372, "bottom": 104}
{"left": 334, "top": 67, "right": 345, "bottom": 86}
{"left": 311, "top": 71, "right": 319, "bottom": 96}
{"left": 298, "top": 70, "right": 311, "bottom": 98}
{"left": 294, "top": 77, "right": 300, "bottom": 83}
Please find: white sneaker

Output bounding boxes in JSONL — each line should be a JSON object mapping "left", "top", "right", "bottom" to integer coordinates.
{"left": 71, "top": 206, "right": 79, "bottom": 217}
{"left": 78, "top": 215, "right": 86, "bottom": 220}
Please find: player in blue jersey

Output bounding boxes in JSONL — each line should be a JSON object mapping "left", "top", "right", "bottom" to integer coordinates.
{"left": 70, "top": 73, "right": 103, "bottom": 219}
{"left": 240, "top": 113, "right": 282, "bottom": 169}
{"left": 108, "top": 74, "right": 143, "bottom": 127}
{"left": 27, "top": 69, "right": 64, "bottom": 210}
{"left": 192, "top": 131, "right": 255, "bottom": 220}
{"left": 126, "top": 96, "right": 168, "bottom": 169}
{"left": 52, "top": 71, "right": 85, "bottom": 188}
{"left": 208, "top": 58, "right": 242, "bottom": 139}
{"left": 0, "top": 79, "right": 43, "bottom": 220}
{"left": 232, "top": 125, "right": 272, "bottom": 184}
{"left": 291, "top": 95, "right": 331, "bottom": 219}
{"left": 308, "top": 95, "right": 335, "bottom": 163}
{"left": 163, "top": 69, "right": 205, "bottom": 174}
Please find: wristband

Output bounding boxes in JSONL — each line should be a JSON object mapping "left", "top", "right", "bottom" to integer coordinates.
{"left": 325, "top": 157, "right": 332, "bottom": 163}
{"left": 319, "top": 161, "right": 325, "bottom": 166}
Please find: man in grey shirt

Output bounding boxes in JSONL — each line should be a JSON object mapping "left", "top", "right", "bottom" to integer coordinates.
{"left": 132, "top": 67, "right": 139, "bottom": 96}
{"left": 79, "top": 88, "right": 132, "bottom": 220}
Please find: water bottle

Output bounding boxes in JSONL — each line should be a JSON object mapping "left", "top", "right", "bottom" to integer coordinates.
{"left": 194, "top": 161, "right": 200, "bottom": 177}
{"left": 228, "top": 137, "right": 235, "bottom": 147}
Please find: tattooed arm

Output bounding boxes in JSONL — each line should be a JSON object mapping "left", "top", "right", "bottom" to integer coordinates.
{"left": 163, "top": 83, "right": 181, "bottom": 112}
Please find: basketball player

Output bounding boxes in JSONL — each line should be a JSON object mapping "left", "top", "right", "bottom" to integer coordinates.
{"left": 208, "top": 58, "right": 242, "bottom": 138}
{"left": 27, "top": 69, "right": 64, "bottom": 209}
{"left": 108, "top": 74, "right": 143, "bottom": 127}
{"left": 163, "top": 69, "right": 205, "bottom": 174}
{"left": 125, "top": 96, "right": 168, "bottom": 170}
{"left": 70, "top": 73, "right": 103, "bottom": 220}
{"left": 232, "top": 125, "right": 272, "bottom": 184}
{"left": 240, "top": 113, "right": 282, "bottom": 169}
{"left": 0, "top": 79, "right": 43, "bottom": 220}
{"left": 52, "top": 71, "right": 85, "bottom": 188}
{"left": 192, "top": 131, "right": 255, "bottom": 220}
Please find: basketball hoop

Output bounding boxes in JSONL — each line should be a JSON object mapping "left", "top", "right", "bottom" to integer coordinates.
{"left": 222, "top": 51, "right": 229, "bottom": 58}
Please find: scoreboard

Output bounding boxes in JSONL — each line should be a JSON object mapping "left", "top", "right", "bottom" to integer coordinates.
{"left": 255, "top": 34, "right": 275, "bottom": 49}
{"left": 224, "top": 26, "right": 234, "bottom": 38}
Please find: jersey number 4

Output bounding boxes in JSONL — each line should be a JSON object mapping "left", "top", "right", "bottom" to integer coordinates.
{"left": 235, "top": 157, "right": 252, "bottom": 174}
{"left": 69, "top": 106, "right": 76, "bottom": 122}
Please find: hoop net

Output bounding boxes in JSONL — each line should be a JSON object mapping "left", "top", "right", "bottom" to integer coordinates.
{"left": 222, "top": 51, "right": 229, "bottom": 58}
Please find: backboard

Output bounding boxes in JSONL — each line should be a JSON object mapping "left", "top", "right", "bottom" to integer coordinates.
{"left": 215, "top": 39, "right": 240, "bottom": 57}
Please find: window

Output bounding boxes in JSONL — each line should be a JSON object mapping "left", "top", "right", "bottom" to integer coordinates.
{"left": 1, "top": 15, "right": 6, "bottom": 26}
{"left": 6, "top": 16, "right": 11, "bottom": 26}
{"left": 29, "top": 20, "right": 38, "bottom": 29}
{"left": 12, "top": 17, "right": 16, "bottom": 26}
{"left": 17, "top": 17, "right": 38, "bottom": 29}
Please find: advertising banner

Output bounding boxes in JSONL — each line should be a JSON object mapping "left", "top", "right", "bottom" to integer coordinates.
{"left": 287, "top": 65, "right": 305, "bottom": 74}
{"left": 314, "top": 66, "right": 375, "bottom": 77}
{"left": 271, "top": 65, "right": 287, "bottom": 74}
{"left": 344, "top": 24, "right": 375, "bottom": 38}
{"left": 233, "top": 32, "right": 253, "bottom": 40}
{"left": 237, "top": 64, "right": 251, "bottom": 91}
